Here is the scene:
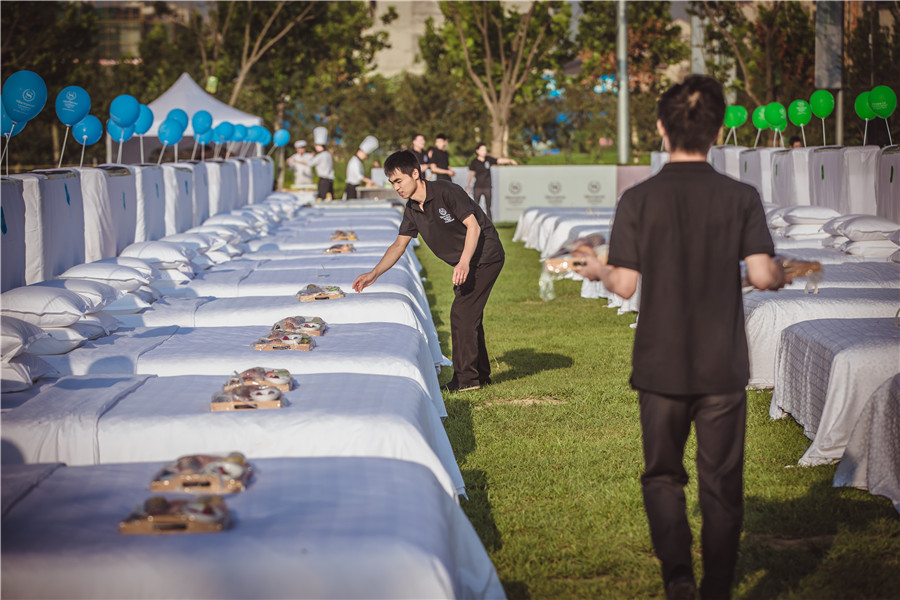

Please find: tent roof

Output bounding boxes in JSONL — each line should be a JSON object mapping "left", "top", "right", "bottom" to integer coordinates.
{"left": 145, "top": 72, "right": 263, "bottom": 136}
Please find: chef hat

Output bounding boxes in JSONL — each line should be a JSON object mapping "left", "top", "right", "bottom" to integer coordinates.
{"left": 294, "top": 140, "right": 307, "bottom": 148}
{"left": 359, "top": 135, "right": 379, "bottom": 154}
{"left": 313, "top": 127, "right": 328, "bottom": 145}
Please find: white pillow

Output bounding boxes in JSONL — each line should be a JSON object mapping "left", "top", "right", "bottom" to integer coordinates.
{"left": 889, "top": 229, "right": 900, "bottom": 246}
{"left": 1, "top": 317, "right": 50, "bottom": 362}
{"left": 27, "top": 334, "right": 84, "bottom": 355}
{"left": 59, "top": 263, "right": 149, "bottom": 293}
{"left": 838, "top": 215, "right": 900, "bottom": 242}
{"left": 1, "top": 287, "right": 90, "bottom": 328}
{"left": 120, "top": 241, "right": 197, "bottom": 267}
{"left": 205, "top": 249, "right": 232, "bottom": 264}
{"left": 822, "top": 213, "right": 869, "bottom": 236}
{"left": 782, "top": 224, "right": 828, "bottom": 238}
{"left": 81, "top": 311, "right": 123, "bottom": 336}
{"left": 187, "top": 225, "right": 243, "bottom": 244}
{"left": 95, "top": 257, "right": 162, "bottom": 282}
{"left": 766, "top": 207, "right": 792, "bottom": 229}
{"left": 102, "top": 293, "right": 152, "bottom": 315}
{"left": 823, "top": 235, "right": 850, "bottom": 248}
{"left": 164, "top": 232, "right": 227, "bottom": 252}
{"left": 31, "top": 279, "right": 122, "bottom": 313}
{"left": 841, "top": 239, "right": 899, "bottom": 257}
{"left": 135, "top": 285, "right": 160, "bottom": 303}
{"left": 1, "top": 353, "right": 58, "bottom": 392}
{"left": 891, "top": 249, "right": 900, "bottom": 263}
{"left": 44, "top": 325, "right": 91, "bottom": 342}
{"left": 781, "top": 206, "right": 842, "bottom": 225}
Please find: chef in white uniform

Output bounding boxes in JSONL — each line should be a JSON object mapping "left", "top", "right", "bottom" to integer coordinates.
{"left": 287, "top": 140, "right": 313, "bottom": 188}
{"left": 307, "top": 127, "right": 335, "bottom": 200}
{"left": 345, "top": 135, "right": 378, "bottom": 199}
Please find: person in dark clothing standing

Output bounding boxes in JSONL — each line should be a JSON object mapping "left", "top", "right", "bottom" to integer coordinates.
{"left": 353, "top": 150, "right": 504, "bottom": 392}
{"left": 409, "top": 133, "right": 430, "bottom": 174}
{"left": 574, "top": 75, "right": 790, "bottom": 600}
{"left": 465, "top": 142, "right": 517, "bottom": 219}
{"left": 428, "top": 134, "right": 455, "bottom": 181}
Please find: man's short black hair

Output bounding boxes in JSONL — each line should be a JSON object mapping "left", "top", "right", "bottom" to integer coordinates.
{"left": 474, "top": 142, "right": 486, "bottom": 153}
{"left": 436, "top": 133, "right": 447, "bottom": 141}
{"left": 383, "top": 150, "right": 421, "bottom": 178}
{"left": 412, "top": 133, "right": 425, "bottom": 140}
{"left": 657, "top": 75, "right": 725, "bottom": 154}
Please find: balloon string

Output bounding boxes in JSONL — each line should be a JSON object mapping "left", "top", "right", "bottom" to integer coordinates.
{"left": 734, "top": 129, "right": 739, "bottom": 147}
{"left": 58, "top": 127, "right": 70, "bottom": 169}
{"left": 863, "top": 120, "right": 868, "bottom": 146}
{"left": 140, "top": 135, "right": 145, "bottom": 164}
{"left": 723, "top": 128, "right": 732, "bottom": 145}
{"left": 753, "top": 128, "right": 761, "bottom": 148}
{"left": 1, "top": 134, "right": 11, "bottom": 164}
{"left": 821, "top": 118, "right": 826, "bottom": 146}
{"left": 201, "top": 143, "right": 205, "bottom": 162}
{"left": 885, "top": 118, "right": 893, "bottom": 146}
{"left": 267, "top": 145, "right": 276, "bottom": 156}
{"left": 79, "top": 139, "right": 87, "bottom": 168}
{"left": 117, "top": 140, "right": 123, "bottom": 164}
{"left": 800, "top": 125, "right": 806, "bottom": 148}
{"left": 191, "top": 140, "right": 198, "bottom": 161}
{"left": 157, "top": 144, "right": 167, "bottom": 165}
{"left": 174, "top": 142, "right": 179, "bottom": 163}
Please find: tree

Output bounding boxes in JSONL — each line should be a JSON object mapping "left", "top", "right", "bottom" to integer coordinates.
{"left": 434, "top": 1, "right": 573, "bottom": 157}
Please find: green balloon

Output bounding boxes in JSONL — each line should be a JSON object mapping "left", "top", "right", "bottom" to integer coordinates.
{"left": 723, "top": 105, "right": 737, "bottom": 128}
{"left": 868, "top": 85, "right": 897, "bottom": 119}
{"left": 788, "top": 99, "right": 812, "bottom": 126}
{"left": 771, "top": 119, "right": 787, "bottom": 132}
{"left": 752, "top": 106, "right": 769, "bottom": 129}
{"left": 765, "top": 102, "right": 787, "bottom": 128}
{"left": 734, "top": 105, "right": 748, "bottom": 127}
{"left": 810, "top": 89, "right": 835, "bottom": 119}
{"left": 855, "top": 92, "right": 876, "bottom": 120}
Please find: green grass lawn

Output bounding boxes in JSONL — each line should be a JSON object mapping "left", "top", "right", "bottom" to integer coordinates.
{"left": 416, "top": 222, "right": 900, "bottom": 600}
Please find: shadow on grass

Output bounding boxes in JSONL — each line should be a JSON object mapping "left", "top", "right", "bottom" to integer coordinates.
{"left": 450, "top": 398, "right": 531, "bottom": 599}
{"left": 737, "top": 478, "right": 899, "bottom": 599}
{"left": 492, "top": 347, "right": 574, "bottom": 383}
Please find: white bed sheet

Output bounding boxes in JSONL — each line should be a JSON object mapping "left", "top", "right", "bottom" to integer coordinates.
{"left": 176, "top": 161, "right": 211, "bottom": 226}
{"left": 1, "top": 458, "right": 505, "bottom": 599}
{"left": 540, "top": 217, "right": 613, "bottom": 258}
{"left": 1, "top": 176, "right": 27, "bottom": 291}
{"left": 205, "top": 160, "right": 239, "bottom": 216}
{"left": 81, "top": 165, "right": 138, "bottom": 257}
{"left": 771, "top": 318, "right": 900, "bottom": 466}
{"left": 778, "top": 262, "right": 900, "bottom": 291}
{"left": 743, "top": 287, "right": 900, "bottom": 388}
{"left": 0, "top": 462, "right": 63, "bottom": 518}
{"left": 239, "top": 246, "right": 424, "bottom": 276}
{"left": 162, "top": 163, "right": 194, "bottom": 235}
{"left": 1, "top": 373, "right": 463, "bottom": 497}
{"left": 834, "top": 373, "right": 900, "bottom": 514}
{"left": 775, "top": 247, "right": 876, "bottom": 265}
{"left": 875, "top": 146, "right": 900, "bottom": 222}
{"left": 227, "top": 158, "right": 251, "bottom": 207}
{"left": 131, "top": 164, "right": 166, "bottom": 242}
{"left": 246, "top": 230, "right": 399, "bottom": 252}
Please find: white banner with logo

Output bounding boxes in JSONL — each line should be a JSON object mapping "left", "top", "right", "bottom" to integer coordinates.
{"left": 493, "top": 165, "right": 619, "bottom": 222}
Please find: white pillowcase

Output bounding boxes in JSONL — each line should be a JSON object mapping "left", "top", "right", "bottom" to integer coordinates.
{"left": 821, "top": 213, "right": 869, "bottom": 236}
{"left": 120, "top": 241, "right": 197, "bottom": 267}
{"left": 889, "top": 229, "right": 900, "bottom": 246}
{"left": 1, "top": 317, "right": 50, "bottom": 362}
{"left": 58, "top": 263, "right": 150, "bottom": 293}
{"left": 95, "top": 257, "right": 162, "bottom": 282}
{"left": 1, "top": 353, "right": 58, "bottom": 392}
{"left": 891, "top": 249, "right": 900, "bottom": 263}
{"left": 782, "top": 224, "right": 828, "bottom": 239}
{"left": 841, "top": 239, "right": 899, "bottom": 257}
{"left": 27, "top": 334, "right": 84, "bottom": 355}
{"left": 1, "top": 287, "right": 90, "bottom": 328}
{"left": 837, "top": 215, "right": 900, "bottom": 242}
{"left": 780, "top": 206, "right": 842, "bottom": 225}
{"left": 766, "top": 207, "right": 792, "bottom": 229}
{"left": 102, "top": 293, "right": 152, "bottom": 315}
{"left": 30, "top": 279, "right": 122, "bottom": 313}
{"left": 80, "top": 311, "right": 123, "bottom": 336}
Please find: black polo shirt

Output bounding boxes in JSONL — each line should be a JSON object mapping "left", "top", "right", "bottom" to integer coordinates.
{"left": 398, "top": 179, "right": 504, "bottom": 267}
{"left": 607, "top": 161, "right": 774, "bottom": 395}
{"left": 468, "top": 156, "right": 497, "bottom": 189}
{"left": 429, "top": 147, "right": 451, "bottom": 181}
{"left": 411, "top": 148, "right": 429, "bottom": 169}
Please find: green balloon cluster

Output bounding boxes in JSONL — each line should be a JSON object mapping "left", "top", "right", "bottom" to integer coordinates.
{"left": 723, "top": 105, "right": 748, "bottom": 128}
{"left": 810, "top": 90, "right": 834, "bottom": 119}
{"left": 855, "top": 85, "right": 897, "bottom": 119}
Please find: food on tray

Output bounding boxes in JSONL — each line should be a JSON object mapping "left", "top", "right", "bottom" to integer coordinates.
{"left": 273, "top": 316, "right": 327, "bottom": 336}
{"left": 297, "top": 284, "right": 345, "bottom": 302}
{"left": 119, "top": 495, "right": 231, "bottom": 535}
{"left": 544, "top": 234, "right": 609, "bottom": 274}
{"left": 254, "top": 330, "right": 315, "bottom": 351}
{"left": 150, "top": 452, "right": 253, "bottom": 493}
{"left": 211, "top": 383, "right": 284, "bottom": 411}
{"left": 323, "top": 243, "right": 356, "bottom": 254}
{"left": 224, "top": 367, "right": 293, "bottom": 391}
{"left": 330, "top": 230, "right": 358, "bottom": 241}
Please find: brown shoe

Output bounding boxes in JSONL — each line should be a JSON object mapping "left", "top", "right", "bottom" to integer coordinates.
{"left": 666, "top": 578, "right": 697, "bottom": 600}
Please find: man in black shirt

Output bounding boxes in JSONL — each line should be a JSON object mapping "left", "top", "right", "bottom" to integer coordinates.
{"left": 465, "top": 142, "right": 517, "bottom": 219}
{"left": 409, "top": 133, "right": 430, "bottom": 175}
{"left": 427, "top": 134, "right": 455, "bottom": 181}
{"left": 353, "top": 150, "right": 504, "bottom": 392}
{"left": 574, "top": 75, "right": 788, "bottom": 600}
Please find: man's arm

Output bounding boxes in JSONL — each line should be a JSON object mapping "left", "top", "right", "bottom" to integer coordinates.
{"left": 496, "top": 157, "right": 518, "bottom": 166}
{"left": 573, "top": 251, "right": 639, "bottom": 299}
{"left": 465, "top": 170, "right": 475, "bottom": 193}
{"left": 453, "top": 214, "right": 481, "bottom": 285}
{"left": 352, "top": 235, "right": 413, "bottom": 292}
{"left": 745, "top": 253, "right": 788, "bottom": 290}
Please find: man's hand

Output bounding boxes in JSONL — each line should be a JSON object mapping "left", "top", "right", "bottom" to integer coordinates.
{"left": 448, "top": 168, "right": 456, "bottom": 177}
{"left": 452, "top": 261, "right": 470, "bottom": 286}
{"left": 571, "top": 245, "right": 606, "bottom": 282}
{"left": 352, "top": 271, "right": 377, "bottom": 292}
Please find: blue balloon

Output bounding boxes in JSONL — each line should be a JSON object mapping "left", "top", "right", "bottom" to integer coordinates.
{"left": 196, "top": 128, "right": 214, "bottom": 145}
{"left": 273, "top": 129, "right": 290, "bottom": 147}
{"left": 233, "top": 124, "right": 247, "bottom": 142}
{"left": 110, "top": 94, "right": 140, "bottom": 128}
{"left": 2, "top": 70, "right": 48, "bottom": 123}
{"left": 1, "top": 102, "right": 27, "bottom": 137}
{"left": 167, "top": 109, "right": 188, "bottom": 130}
{"left": 158, "top": 119, "right": 184, "bottom": 146}
{"left": 191, "top": 110, "right": 212, "bottom": 135}
{"left": 133, "top": 104, "right": 153, "bottom": 135}
{"left": 55, "top": 85, "right": 91, "bottom": 126}
{"left": 214, "top": 121, "right": 234, "bottom": 142}
{"left": 258, "top": 128, "right": 272, "bottom": 146}
{"left": 245, "top": 126, "right": 261, "bottom": 143}
{"left": 107, "top": 118, "right": 134, "bottom": 143}
{"left": 73, "top": 114, "right": 103, "bottom": 145}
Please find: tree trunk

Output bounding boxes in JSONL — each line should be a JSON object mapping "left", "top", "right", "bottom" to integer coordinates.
{"left": 276, "top": 99, "right": 285, "bottom": 189}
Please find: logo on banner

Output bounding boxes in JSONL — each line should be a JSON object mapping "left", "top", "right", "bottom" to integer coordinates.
{"left": 438, "top": 207, "right": 454, "bottom": 223}
{"left": 588, "top": 180, "right": 601, "bottom": 194}
{"left": 509, "top": 181, "right": 522, "bottom": 195}
{"left": 548, "top": 181, "right": 562, "bottom": 194}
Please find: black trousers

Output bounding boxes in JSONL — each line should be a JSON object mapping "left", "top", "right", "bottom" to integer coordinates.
{"left": 345, "top": 182, "right": 358, "bottom": 199}
{"left": 473, "top": 187, "right": 492, "bottom": 220}
{"left": 638, "top": 390, "right": 746, "bottom": 600}
{"left": 317, "top": 177, "right": 334, "bottom": 200}
{"left": 449, "top": 258, "right": 504, "bottom": 387}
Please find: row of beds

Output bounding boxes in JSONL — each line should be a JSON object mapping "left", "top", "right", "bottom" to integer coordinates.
{"left": 515, "top": 200, "right": 900, "bottom": 514}
{"left": 1, "top": 181, "right": 506, "bottom": 599}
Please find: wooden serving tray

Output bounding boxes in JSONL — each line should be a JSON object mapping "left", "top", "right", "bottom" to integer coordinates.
{"left": 211, "top": 384, "right": 284, "bottom": 411}
{"left": 323, "top": 243, "right": 356, "bottom": 254}
{"left": 150, "top": 453, "right": 253, "bottom": 493}
{"left": 272, "top": 316, "right": 327, "bottom": 336}
{"left": 120, "top": 496, "right": 231, "bottom": 535}
{"left": 254, "top": 331, "right": 315, "bottom": 351}
{"left": 297, "top": 284, "right": 345, "bottom": 302}
{"left": 330, "top": 230, "right": 358, "bottom": 241}
{"left": 224, "top": 367, "right": 293, "bottom": 392}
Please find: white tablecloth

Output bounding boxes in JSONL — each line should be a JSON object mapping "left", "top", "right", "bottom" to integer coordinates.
{"left": 875, "top": 146, "right": 900, "bottom": 222}
{"left": 743, "top": 288, "right": 900, "bottom": 388}
{"left": 770, "top": 148, "right": 813, "bottom": 206}
{"left": 85, "top": 165, "right": 138, "bottom": 257}
{"left": 1, "top": 458, "right": 505, "bottom": 599}
{"left": 834, "top": 373, "right": 900, "bottom": 514}
{"left": 1, "top": 373, "right": 463, "bottom": 497}
{"left": 162, "top": 164, "right": 194, "bottom": 235}
{"left": 808, "top": 146, "right": 844, "bottom": 211}
{"left": 771, "top": 318, "right": 900, "bottom": 466}
{"left": 176, "top": 161, "right": 211, "bottom": 227}
{"left": 708, "top": 145, "right": 745, "bottom": 180}
{"left": 205, "top": 160, "right": 239, "bottom": 216}
{"left": 131, "top": 164, "right": 166, "bottom": 242}
{"left": 840, "top": 146, "right": 880, "bottom": 215}
{"left": 1, "top": 176, "right": 27, "bottom": 291}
